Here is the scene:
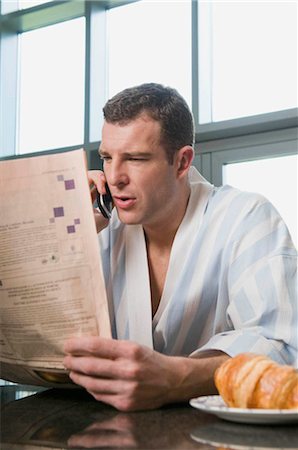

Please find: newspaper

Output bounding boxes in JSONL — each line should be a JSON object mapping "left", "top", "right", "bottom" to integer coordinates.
{"left": 0, "top": 149, "right": 111, "bottom": 387}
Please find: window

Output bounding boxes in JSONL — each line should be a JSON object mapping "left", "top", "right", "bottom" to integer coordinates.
{"left": 224, "top": 155, "right": 297, "bottom": 247}
{"left": 19, "top": 0, "right": 54, "bottom": 10}
{"left": 18, "top": 18, "right": 85, "bottom": 154}
{"left": 0, "top": 0, "right": 297, "bottom": 183}
{"left": 1, "top": 0, "right": 54, "bottom": 14}
{"left": 107, "top": 0, "right": 192, "bottom": 107}
{"left": 198, "top": 1, "right": 297, "bottom": 124}
{"left": 196, "top": 0, "right": 297, "bottom": 249}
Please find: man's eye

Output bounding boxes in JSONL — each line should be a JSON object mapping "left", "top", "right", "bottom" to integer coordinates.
{"left": 100, "top": 155, "right": 111, "bottom": 161}
{"left": 128, "top": 157, "right": 147, "bottom": 161}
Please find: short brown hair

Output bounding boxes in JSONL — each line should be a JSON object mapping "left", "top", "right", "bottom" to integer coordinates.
{"left": 103, "top": 83, "right": 194, "bottom": 164}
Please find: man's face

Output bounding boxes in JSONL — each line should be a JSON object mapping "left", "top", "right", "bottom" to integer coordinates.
{"left": 99, "top": 115, "right": 180, "bottom": 228}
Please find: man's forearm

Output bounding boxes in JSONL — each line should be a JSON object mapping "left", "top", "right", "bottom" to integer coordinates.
{"left": 165, "top": 351, "right": 230, "bottom": 404}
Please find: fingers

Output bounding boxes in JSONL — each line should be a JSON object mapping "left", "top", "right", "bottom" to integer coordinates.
{"left": 64, "top": 354, "right": 142, "bottom": 383}
{"left": 90, "top": 185, "right": 98, "bottom": 204}
{"left": 87, "top": 170, "right": 106, "bottom": 191}
{"left": 93, "top": 206, "right": 109, "bottom": 233}
{"left": 64, "top": 336, "right": 142, "bottom": 360}
{"left": 64, "top": 354, "right": 117, "bottom": 378}
{"left": 68, "top": 369, "right": 124, "bottom": 394}
{"left": 88, "top": 171, "right": 105, "bottom": 204}
{"left": 64, "top": 336, "right": 113, "bottom": 356}
{"left": 66, "top": 368, "right": 141, "bottom": 411}
{"left": 86, "top": 172, "right": 110, "bottom": 231}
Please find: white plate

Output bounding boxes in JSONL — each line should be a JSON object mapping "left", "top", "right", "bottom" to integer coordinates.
{"left": 190, "top": 423, "right": 298, "bottom": 450}
{"left": 190, "top": 420, "right": 298, "bottom": 449}
{"left": 189, "top": 395, "right": 298, "bottom": 424}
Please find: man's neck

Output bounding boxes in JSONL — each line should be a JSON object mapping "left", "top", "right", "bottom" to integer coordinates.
{"left": 143, "top": 184, "right": 191, "bottom": 251}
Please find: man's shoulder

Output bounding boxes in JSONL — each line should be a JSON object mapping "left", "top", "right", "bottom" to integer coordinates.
{"left": 209, "top": 184, "right": 270, "bottom": 214}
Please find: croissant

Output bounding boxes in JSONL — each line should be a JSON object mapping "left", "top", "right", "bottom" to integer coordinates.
{"left": 214, "top": 353, "right": 298, "bottom": 409}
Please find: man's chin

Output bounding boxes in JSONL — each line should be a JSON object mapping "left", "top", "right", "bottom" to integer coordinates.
{"left": 117, "top": 211, "right": 141, "bottom": 225}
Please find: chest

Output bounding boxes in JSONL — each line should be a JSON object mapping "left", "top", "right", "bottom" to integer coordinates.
{"left": 147, "top": 247, "right": 171, "bottom": 316}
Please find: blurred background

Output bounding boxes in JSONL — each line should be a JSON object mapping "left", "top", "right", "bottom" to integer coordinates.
{"left": 0, "top": 0, "right": 297, "bottom": 245}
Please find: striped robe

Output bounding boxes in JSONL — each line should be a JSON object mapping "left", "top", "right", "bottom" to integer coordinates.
{"left": 98, "top": 167, "right": 298, "bottom": 367}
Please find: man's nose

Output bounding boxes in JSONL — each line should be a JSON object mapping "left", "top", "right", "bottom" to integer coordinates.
{"left": 107, "top": 161, "right": 129, "bottom": 187}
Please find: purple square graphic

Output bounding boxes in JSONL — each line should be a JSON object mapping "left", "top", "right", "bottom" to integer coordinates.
{"left": 53, "top": 207, "right": 64, "bottom": 217}
{"left": 67, "top": 225, "right": 76, "bottom": 233}
{"left": 57, "top": 174, "right": 64, "bottom": 181}
{"left": 64, "top": 179, "right": 75, "bottom": 190}
{"left": 74, "top": 218, "right": 80, "bottom": 225}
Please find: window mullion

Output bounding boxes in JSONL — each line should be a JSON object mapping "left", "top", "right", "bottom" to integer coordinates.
{"left": 191, "top": 0, "right": 199, "bottom": 127}
{"left": 84, "top": 0, "right": 91, "bottom": 152}
{"left": 88, "top": 1, "right": 107, "bottom": 145}
{"left": 0, "top": 30, "right": 18, "bottom": 156}
{"left": 197, "top": 0, "right": 212, "bottom": 126}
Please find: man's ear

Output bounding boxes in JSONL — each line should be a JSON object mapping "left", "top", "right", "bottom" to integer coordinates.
{"left": 176, "top": 146, "right": 194, "bottom": 177}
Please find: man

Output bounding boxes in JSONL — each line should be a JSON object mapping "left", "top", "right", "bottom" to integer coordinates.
{"left": 63, "top": 83, "right": 297, "bottom": 411}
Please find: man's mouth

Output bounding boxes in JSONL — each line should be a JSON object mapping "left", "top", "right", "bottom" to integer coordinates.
{"left": 113, "top": 196, "right": 136, "bottom": 210}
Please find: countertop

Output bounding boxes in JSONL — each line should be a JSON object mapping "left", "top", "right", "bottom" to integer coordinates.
{"left": 1, "top": 384, "right": 298, "bottom": 449}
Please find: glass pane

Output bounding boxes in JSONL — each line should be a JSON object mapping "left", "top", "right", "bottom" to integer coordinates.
{"left": 18, "top": 18, "right": 85, "bottom": 154}
{"left": 1, "top": 0, "right": 18, "bottom": 14}
{"left": 107, "top": 0, "right": 192, "bottom": 107}
{"left": 1, "top": 0, "right": 53, "bottom": 13}
{"left": 200, "top": 2, "right": 297, "bottom": 123}
{"left": 19, "top": 0, "right": 54, "bottom": 9}
{"left": 223, "top": 155, "right": 297, "bottom": 247}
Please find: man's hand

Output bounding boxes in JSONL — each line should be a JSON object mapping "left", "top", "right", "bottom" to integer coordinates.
{"left": 63, "top": 337, "right": 229, "bottom": 412}
{"left": 87, "top": 170, "right": 110, "bottom": 233}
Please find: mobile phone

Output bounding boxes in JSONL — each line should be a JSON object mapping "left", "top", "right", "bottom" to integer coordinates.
{"left": 97, "top": 183, "right": 113, "bottom": 219}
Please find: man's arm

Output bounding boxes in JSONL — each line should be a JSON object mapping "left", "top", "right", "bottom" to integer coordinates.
{"left": 63, "top": 336, "right": 229, "bottom": 411}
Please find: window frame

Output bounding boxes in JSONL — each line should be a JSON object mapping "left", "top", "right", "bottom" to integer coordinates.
{"left": 193, "top": 127, "right": 298, "bottom": 186}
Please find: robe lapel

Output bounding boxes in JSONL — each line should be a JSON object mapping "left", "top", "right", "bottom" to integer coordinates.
{"left": 153, "top": 168, "right": 214, "bottom": 326}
